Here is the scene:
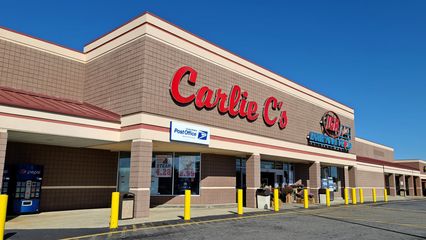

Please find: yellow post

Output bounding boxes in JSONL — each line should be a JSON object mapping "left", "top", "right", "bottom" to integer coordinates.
{"left": 384, "top": 188, "right": 388, "bottom": 202}
{"left": 109, "top": 192, "right": 120, "bottom": 229}
{"left": 372, "top": 188, "right": 377, "bottom": 203}
{"left": 237, "top": 189, "right": 243, "bottom": 215}
{"left": 274, "top": 188, "right": 279, "bottom": 212}
{"left": 0, "top": 194, "right": 8, "bottom": 240}
{"left": 184, "top": 189, "right": 191, "bottom": 221}
{"left": 303, "top": 189, "right": 309, "bottom": 209}
{"left": 344, "top": 188, "right": 349, "bottom": 205}
{"left": 325, "top": 188, "right": 331, "bottom": 207}
{"left": 352, "top": 188, "right": 357, "bottom": 205}
{"left": 359, "top": 188, "right": 364, "bottom": 204}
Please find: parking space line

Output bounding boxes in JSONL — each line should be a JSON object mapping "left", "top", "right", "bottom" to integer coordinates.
{"left": 372, "top": 206, "right": 426, "bottom": 214}
{"left": 309, "top": 213, "right": 426, "bottom": 229}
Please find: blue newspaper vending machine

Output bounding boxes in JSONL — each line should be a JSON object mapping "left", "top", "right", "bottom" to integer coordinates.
{"left": 12, "top": 164, "right": 43, "bottom": 214}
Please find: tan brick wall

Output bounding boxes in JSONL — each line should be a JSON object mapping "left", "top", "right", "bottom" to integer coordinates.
{"left": 141, "top": 37, "right": 355, "bottom": 147}
{"left": 0, "top": 131, "right": 7, "bottom": 189}
{"left": 353, "top": 140, "right": 394, "bottom": 161}
{"left": 0, "top": 39, "right": 85, "bottom": 100}
{"left": 398, "top": 161, "right": 426, "bottom": 173}
{"left": 84, "top": 39, "right": 145, "bottom": 115}
{"left": 356, "top": 170, "right": 385, "bottom": 197}
{"left": 5, "top": 142, "right": 118, "bottom": 211}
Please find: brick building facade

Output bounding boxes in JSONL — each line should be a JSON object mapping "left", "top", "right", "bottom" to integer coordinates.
{"left": 0, "top": 13, "right": 424, "bottom": 218}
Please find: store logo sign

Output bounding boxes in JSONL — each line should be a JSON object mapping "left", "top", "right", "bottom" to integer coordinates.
{"left": 197, "top": 131, "right": 208, "bottom": 140}
{"left": 170, "top": 121, "right": 210, "bottom": 145}
{"left": 170, "top": 66, "right": 288, "bottom": 129}
{"left": 307, "top": 111, "right": 352, "bottom": 152}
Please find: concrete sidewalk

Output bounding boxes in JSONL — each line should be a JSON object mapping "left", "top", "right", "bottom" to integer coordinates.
{"left": 5, "top": 206, "right": 267, "bottom": 230}
{"left": 5, "top": 196, "right": 420, "bottom": 230}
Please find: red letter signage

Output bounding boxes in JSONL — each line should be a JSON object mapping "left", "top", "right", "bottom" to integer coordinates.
{"left": 170, "top": 66, "right": 288, "bottom": 129}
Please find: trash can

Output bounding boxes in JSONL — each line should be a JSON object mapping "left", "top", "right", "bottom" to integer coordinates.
{"left": 119, "top": 192, "right": 135, "bottom": 220}
{"left": 399, "top": 189, "right": 406, "bottom": 197}
{"left": 318, "top": 188, "right": 334, "bottom": 204}
{"left": 256, "top": 188, "right": 271, "bottom": 209}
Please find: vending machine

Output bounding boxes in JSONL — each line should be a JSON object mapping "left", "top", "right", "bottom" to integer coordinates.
{"left": 11, "top": 164, "right": 43, "bottom": 214}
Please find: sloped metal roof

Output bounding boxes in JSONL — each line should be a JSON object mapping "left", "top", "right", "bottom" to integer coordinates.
{"left": 0, "top": 87, "right": 120, "bottom": 123}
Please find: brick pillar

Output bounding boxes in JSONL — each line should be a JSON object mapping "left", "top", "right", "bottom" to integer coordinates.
{"left": 407, "top": 176, "right": 415, "bottom": 196}
{"left": 343, "top": 166, "right": 350, "bottom": 200}
{"left": 415, "top": 177, "right": 422, "bottom": 196}
{"left": 129, "top": 139, "right": 152, "bottom": 218}
{"left": 348, "top": 166, "right": 358, "bottom": 188}
{"left": 308, "top": 161, "right": 321, "bottom": 203}
{"left": 389, "top": 173, "right": 397, "bottom": 196}
{"left": 343, "top": 166, "right": 350, "bottom": 188}
{"left": 246, "top": 153, "right": 260, "bottom": 208}
{"left": 0, "top": 130, "right": 7, "bottom": 191}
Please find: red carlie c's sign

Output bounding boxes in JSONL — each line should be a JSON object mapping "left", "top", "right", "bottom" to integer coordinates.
{"left": 170, "top": 66, "right": 288, "bottom": 129}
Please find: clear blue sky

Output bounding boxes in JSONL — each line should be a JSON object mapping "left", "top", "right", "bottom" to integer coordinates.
{"left": 1, "top": 1, "right": 425, "bottom": 159}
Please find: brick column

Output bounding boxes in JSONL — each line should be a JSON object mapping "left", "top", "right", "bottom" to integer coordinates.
{"left": 0, "top": 130, "right": 7, "bottom": 191}
{"left": 129, "top": 139, "right": 152, "bottom": 218}
{"left": 389, "top": 173, "right": 397, "bottom": 196}
{"left": 407, "top": 176, "right": 415, "bottom": 196}
{"left": 348, "top": 166, "right": 358, "bottom": 188}
{"left": 415, "top": 177, "right": 422, "bottom": 196}
{"left": 308, "top": 161, "right": 321, "bottom": 203}
{"left": 343, "top": 166, "right": 350, "bottom": 188}
{"left": 343, "top": 166, "right": 350, "bottom": 200}
{"left": 246, "top": 153, "right": 260, "bottom": 208}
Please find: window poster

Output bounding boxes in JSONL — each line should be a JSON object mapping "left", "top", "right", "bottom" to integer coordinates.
{"left": 155, "top": 155, "right": 172, "bottom": 178}
{"left": 150, "top": 168, "right": 159, "bottom": 195}
{"left": 178, "top": 156, "right": 196, "bottom": 178}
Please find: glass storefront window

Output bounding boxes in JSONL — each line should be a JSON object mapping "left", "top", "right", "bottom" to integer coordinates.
{"left": 321, "top": 166, "right": 339, "bottom": 191}
{"left": 151, "top": 152, "right": 201, "bottom": 196}
{"left": 236, "top": 158, "right": 246, "bottom": 189}
{"left": 261, "top": 160, "right": 295, "bottom": 187}
{"left": 173, "top": 153, "right": 201, "bottom": 195}
{"left": 118, "top": 152, "right": 130, "bottom": 193}
{"left": 151, "top": 153, "right": 173, "bottom": 195}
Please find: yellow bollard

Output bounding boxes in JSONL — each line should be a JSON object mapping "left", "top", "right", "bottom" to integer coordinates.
{"left": 303, "top": 189, "right": 309, "bottom": 209}
{"left": 384, "top": 188, "right": 388, "bottom": 202}
{"left": 352, "top": 188, "right": 357, "bottom": 205}
{"left": 109, "top": 192, "right": 120, "bottom": 229}
{"left": 0, "top": 194, "right": 8, "bottom": 240}
{"left": 274, "top": 188, "right": 279, "bottom": 212}
{"left": 344, "top": 188, "right": 349, "bottom": 205}
{"left": 372, "top": 188, "right": 377, "bottom": 203}
{"left": 359, "top": 188, "right": 364, "bottom": 204}
{"left": 237, "top": 189, "right": 243, "bottom": 215}
{"left": 184, "top": 189, "right": 191, "bottom": 221}
{"left": 325, "top": 188, "right": 331, "bottom": 207}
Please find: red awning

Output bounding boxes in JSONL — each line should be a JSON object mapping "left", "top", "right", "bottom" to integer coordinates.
{"left": 357, "top": 156, "right": 418, "bottom": 171}
{"left": 0, "top": 87, "right": 120, "bottom": 123}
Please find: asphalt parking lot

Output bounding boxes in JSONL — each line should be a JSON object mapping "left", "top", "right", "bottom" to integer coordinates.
{"left": 6, "top": 199, "right": 426, "bottom": 240}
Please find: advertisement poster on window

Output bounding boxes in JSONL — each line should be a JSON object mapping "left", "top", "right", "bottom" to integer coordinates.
{"left": 178, "top": 156, "right": 196, "bottom": 178}
{"left": 155, "top": 155, "right": 172, "bottom": 178}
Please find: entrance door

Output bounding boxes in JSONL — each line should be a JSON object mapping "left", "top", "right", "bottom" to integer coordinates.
{"left": 261, "top": 172, "right": 275, "bottom": 187}
{"left": 384, "top": 174, "right": 390, "bottom": 195}
{"left": 275, "top": 172, "right": 284, "bottom": 188}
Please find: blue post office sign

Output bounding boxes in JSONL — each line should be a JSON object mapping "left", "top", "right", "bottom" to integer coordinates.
{"left": 170, "top": 121, "right": 210, "bottom": 145}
